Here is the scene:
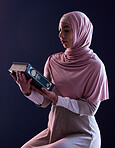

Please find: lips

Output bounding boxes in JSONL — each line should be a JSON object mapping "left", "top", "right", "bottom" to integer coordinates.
{"left": 61, "top": 40, "right": 68, "bottom": 44}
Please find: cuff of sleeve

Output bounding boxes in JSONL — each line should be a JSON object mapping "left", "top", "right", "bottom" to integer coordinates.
{"left": 25, "top": 90, "right": 44, "bottom": 105}
{"left": 56, "top": 96, "right": 65, "bottom": 106}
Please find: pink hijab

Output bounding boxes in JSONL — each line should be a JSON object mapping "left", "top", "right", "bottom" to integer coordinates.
{"left": 46, "top": 11, "right": 109, "bottom": 104}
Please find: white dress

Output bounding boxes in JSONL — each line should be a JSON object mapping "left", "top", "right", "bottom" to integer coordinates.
{"left": 21, "top": 90, "right": 101, "bottom": 148}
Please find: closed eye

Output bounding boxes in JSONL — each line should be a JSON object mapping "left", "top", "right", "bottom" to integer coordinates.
{"left": 64, "top": 29, "right": 69, "bottom": 32}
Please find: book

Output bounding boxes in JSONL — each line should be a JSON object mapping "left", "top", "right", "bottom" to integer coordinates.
{"left": 9, "top": 62, "right": 54, "bottom": 91}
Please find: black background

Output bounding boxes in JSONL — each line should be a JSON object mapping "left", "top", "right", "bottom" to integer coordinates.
{"left": 0, "top": 0, "right": 114, "bottom": 147}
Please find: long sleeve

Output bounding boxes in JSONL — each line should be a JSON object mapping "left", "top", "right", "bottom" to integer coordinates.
{"left": 56, "top": 96, "right": 100, "bottom": 116}
{"left": 25, "top": 90, "right": 52, "bottom": 108}
{"left": 25, "top": 90, "right": 44, "bottom": 105}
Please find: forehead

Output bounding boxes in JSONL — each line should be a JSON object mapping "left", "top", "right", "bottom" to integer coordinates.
{"left": 59, "top": 22, "right": 72, "bottom": 29}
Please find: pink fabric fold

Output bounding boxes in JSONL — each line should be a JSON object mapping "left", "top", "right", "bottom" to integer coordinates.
{"left": 47, "top": 11, "right": 109, "bottom": 104}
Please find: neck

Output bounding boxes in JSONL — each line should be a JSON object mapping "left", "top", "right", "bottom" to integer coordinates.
{"left": 65, "top": 46, "right": 91, "bottom": 59}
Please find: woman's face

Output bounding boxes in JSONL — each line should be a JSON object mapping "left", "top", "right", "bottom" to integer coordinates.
{"left": 59, "top": 22, "right": 73, "bottom": 48}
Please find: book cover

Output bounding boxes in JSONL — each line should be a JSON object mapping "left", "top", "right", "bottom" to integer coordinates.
{"left": 9, "top": 62, "right": 54, "bottom": 91}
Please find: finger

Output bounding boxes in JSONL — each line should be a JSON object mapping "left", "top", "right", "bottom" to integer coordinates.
{"left": 18, "top": 72, "right": 23, "bottom": 81}
{"left": 10, "top": 73, "right": 17, "bottom": 81}
{"left": 22, "top": 73, "right": 27, "bottom": 83}
{"left": 16, "top": 71, "right": 20, "bottom": 79}
{"left": 31, "top": 85, "right": 45, "bottom": 95}
{"left": 16, "top": 71, "right": 20, "bottom": 83}
{"left": 28, "top": 78, "right": 32, "bottom": 84}
{"left": 16, "top": 71, "right": 19, "bottom": 77}
{"left": 41, "top": 87, "right": 49, "bottom": 95}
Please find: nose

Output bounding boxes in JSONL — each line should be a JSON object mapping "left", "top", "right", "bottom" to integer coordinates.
{"left": 59, "top": 31, "right": 65, "bottom": 39}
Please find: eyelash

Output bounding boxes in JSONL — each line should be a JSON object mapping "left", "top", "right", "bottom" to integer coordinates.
{"left": 65, "top": 30, "right": 69, "bottom": 32}
{"left": 59, "top": 29, "right": 69, "bottom": 33}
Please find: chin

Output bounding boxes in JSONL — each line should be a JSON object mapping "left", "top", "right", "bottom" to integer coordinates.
{"left": 63, "top": 45, "right": 71, "bottom": 48}
{"left": 62, "top": 42, "right": 73, "bottom": 48}
{"left": 62, "top": 44, "right": 68, "bottom": 48}
{"left": 63, "top": 45, "right": 67, "bottom": 48}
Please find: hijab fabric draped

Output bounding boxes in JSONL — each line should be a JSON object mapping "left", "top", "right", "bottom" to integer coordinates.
{"left": 46, "top": 11, "right": 109, "bottom": 104}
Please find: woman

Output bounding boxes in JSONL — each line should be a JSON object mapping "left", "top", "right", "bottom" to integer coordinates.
{"left": 11, "top": 11, "right": 109, "bottom": 148}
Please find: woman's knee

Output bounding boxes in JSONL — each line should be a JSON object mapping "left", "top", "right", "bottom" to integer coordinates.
{"left": 21, "top": 142, "right": 32, "bottom": 148}
{"left": 47, "top": 139, "right": 72, "bottom": 148}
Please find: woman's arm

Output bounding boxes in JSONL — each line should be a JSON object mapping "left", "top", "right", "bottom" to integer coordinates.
{"left": 56, "top": 96, "right": 100, "bottom": 116}
{"left": 32, "top": 86, "right": 100, "bottom": 116}
{"left": 25, "top": 58, "right": 53, "bottom": 108}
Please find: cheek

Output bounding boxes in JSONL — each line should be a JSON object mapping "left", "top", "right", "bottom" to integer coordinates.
{"left": 69, "top": 33, "right": 73, "bottom": 45}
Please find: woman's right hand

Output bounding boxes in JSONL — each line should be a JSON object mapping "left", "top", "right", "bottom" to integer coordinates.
{"left": 10, "top": 71, "right": 32, "bottom": 95}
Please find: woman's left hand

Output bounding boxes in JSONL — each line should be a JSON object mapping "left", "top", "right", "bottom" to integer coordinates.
{"left": 31, "top": 85, "right": 58, "bottom": 103}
